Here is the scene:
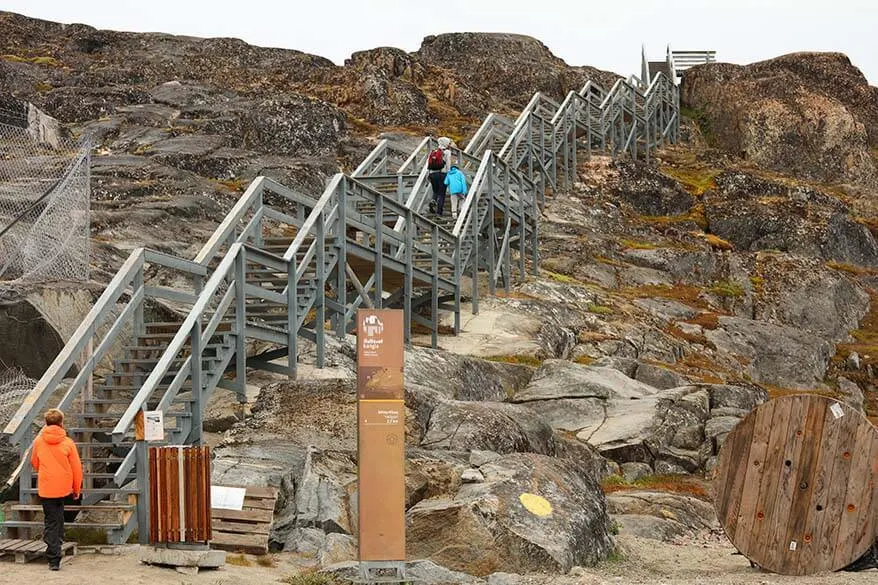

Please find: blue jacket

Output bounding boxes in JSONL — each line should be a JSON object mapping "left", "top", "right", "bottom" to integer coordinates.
{"left": 444, "top": 166, "right": 467, "bottom": 196}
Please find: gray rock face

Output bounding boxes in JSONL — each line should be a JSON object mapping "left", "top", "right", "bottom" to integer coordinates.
{"left": 326, "top": 559, "right": 485, "bottom": 585}
{"left": 407, "top": 347, "right": 534, "bottom": 402}
{"left": 705, "top": 172, "right": 878, "bottom": 267}
{"left": 706, "top": 316, "right": 833, "bottom": 388}
{"left": 682, "top": 52, "right": 878, "bottom": 185}
{"left": 295, "top": 448, "right": 358, "bottom": 535}
{"left": 422, "top": 400, "right": 556, "bottom": 455}
{"left": 612, "top": 162, "right": 695, "bottom": 216}
{"left": 609, "top": 489, "right": 717, "bottom": 542}
{"left": 513, "top": 360, "right": 660, "bottom": 403}
{"left": 407, "top": 453, "right": 614, "bottom": 576}
{"left": 837, "top": 376, "right": 865, "bottom": 411}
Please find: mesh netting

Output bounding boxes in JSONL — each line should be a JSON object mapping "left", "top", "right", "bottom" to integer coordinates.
{"left": 0, "top": 367, "right": 35, "bottom": 428}
{"left": 0, "top": 106, "right": 90, "bottom": 287}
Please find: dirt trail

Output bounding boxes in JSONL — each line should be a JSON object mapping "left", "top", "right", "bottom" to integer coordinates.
{"left": 0, "top": 537, "right": 874, "bottom": 585}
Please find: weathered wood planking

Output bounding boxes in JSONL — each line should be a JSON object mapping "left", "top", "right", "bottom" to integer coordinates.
{"left": 148, "top": 446, "right": 212, "bottom": 544}
{"left": 0, "top": 539, "right": 76, "bottom": 564}
{"left": 714, "top": 395, "right": 878, "bottom": 575}
{"left": 210, "top": 486, "right": 278, "bottom": 556}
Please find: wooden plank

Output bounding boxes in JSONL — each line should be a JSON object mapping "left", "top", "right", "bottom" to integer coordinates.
{"left": 212, "top": 519, "right": 271, "bottom": 535}
{"left": 718, "top": 409, "right": 756, "bottom": 540}
{"left": 242, "top": 487, "right": 278, "bottom": 499}
{"left": 764, "top": 395, "right": 808, "bottom": 570}
{"left": 778, "top": 398, "right": 826, "bottom": 574}
{"left": 747, "top": 396, "right": 793, "bottom": 569}
{"left": 715, "top": 395, "right": 878, "bottom": 575}
{"left": 832, "top": 418, "right": 874, "bottom": 569}
{"left": 813, "top": 402, "right": 861, "bottom": 572}
{"left": 241, "top": 498, "right": 277, "bottom": 511}
{"left": 733, "top": 399, "right": 776, "bottom": 554}
{"left": 210, "top": 531, "right": 269, "bottom": 555}
{"left": 794, "top": 398, "right": 842, "bottom": 575}
{"left": 211, "top": 508, "right": 273, "bottom": 523}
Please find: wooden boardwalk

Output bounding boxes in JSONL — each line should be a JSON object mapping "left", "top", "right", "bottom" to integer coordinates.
{"left": 714, "top": 395, "right": 878, "bottom": 575}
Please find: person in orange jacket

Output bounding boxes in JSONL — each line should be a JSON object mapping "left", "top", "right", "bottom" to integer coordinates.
{"left": 30, "top": 408, "right": 82, "bottom": 571}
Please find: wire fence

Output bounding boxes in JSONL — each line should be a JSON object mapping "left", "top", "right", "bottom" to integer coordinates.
{"left": 0, "top": 106, "right": 90, "bottom": 289}
{"left": 0, "top": 368, "right": 35, "bottom": 429}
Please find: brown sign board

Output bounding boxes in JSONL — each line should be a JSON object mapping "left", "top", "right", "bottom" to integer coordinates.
{"left": 357, "top": 309, "right": 406, "bottom": 562}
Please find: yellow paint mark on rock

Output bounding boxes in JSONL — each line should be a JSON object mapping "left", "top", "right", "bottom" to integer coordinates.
{"left": 519, "top": 493, "right": 552, "bottom": 517}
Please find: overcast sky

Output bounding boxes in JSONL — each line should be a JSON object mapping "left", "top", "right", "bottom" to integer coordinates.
{"left": 5, "top": 1, "right": 876, "bottom": 84}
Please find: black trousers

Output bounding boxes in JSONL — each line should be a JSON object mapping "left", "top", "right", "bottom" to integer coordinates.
{"left": 41, "top": 497, "right": 66, "bottom": 566}
{"left": 429, "top": 171, "right": 447, "bottom": 214}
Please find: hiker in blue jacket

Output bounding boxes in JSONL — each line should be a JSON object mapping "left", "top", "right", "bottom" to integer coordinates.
{"left": 444, "top": 165, "right": 467, "bottom": 219}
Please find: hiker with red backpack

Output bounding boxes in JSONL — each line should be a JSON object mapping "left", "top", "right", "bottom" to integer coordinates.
{"left": 427, "top": 136, "right": 453, "bottom": 216}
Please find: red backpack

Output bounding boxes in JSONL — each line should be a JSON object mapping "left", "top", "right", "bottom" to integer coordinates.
{"left": 427, "top": 148, "right": 445, "bottom": 171}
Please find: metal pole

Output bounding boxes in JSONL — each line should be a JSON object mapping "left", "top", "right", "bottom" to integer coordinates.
{"left": 431, "top": 223, "right": 439, "bottom": 349}
{"left": 287, "top": 253, "right": 297, "bottom": 379}
{"left": 336, "top": 180, "right": 348, "bottom": 338}
{"left": 190, "top": 318, "right": 203, "bottom": 445}
{"left": 375, "top": 195, "right": 384, "bottom": 308}
{"left": 316, "top": 212, "right": 326, "bottom": 367}
{"left": 486, "top": 163, "right": 496, "bottom": 295}
{"left": 471, "top": 183, "right": 480, "bottom": 315}
{"left": 403, "top": 208, "right": 414, "bottom": 343}
{"left": 135, "top": 423, "right": 149, "bottom": 545}
{"left": 234, "top": 248, "right": 247, "bottom": 401}
{"left": 453, "top": 237, "right": 461, "bottom": 335}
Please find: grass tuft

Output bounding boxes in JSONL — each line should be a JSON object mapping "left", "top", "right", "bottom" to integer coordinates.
{"left": 281, "top": 573, "right": 342, "bottom": 585}
{"left": 1, "top": 54, "right": 62, "bottom": 67}
{"left": 660, "top": 166, "right": 721, "bottom": 196}
{"left": 485, "top": 354, "right": 543, "bottom": 368}
{"left": 619, "top": 238, "right": 656, "bottom": 250}
{"left": 587, "top": 303, "right": 614, "bottom": 315}
{"left": 600, "top": 473, "right": 710, "bottom": 500}
{"left": 704, "top": 234, "right": 733, "bottom": 251}
{"left": 227, "top": 553, "right": 252, "bottom": 567}
{"left": 707, "top": 280, "right": 744, "bottom": 298}
{"left": 825, "top": 261, "right": 876, "bottom": 276}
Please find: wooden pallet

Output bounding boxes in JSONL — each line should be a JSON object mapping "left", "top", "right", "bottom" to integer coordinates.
{"left": 0, "top": 539, "right": 77, "bottom": 564}
{"left": 210, "top": 486, "right": 277, "bottom": 555}
{"left": 714, "top": 395, "right": 878, "bottom": 575}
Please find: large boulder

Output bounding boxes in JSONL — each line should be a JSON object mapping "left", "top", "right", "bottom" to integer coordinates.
{"left": 407, "top": 453, "right": 614, "bottom": 576}
{"left": 705, "top": 316, "right": 834, "bottom": 389}
{"left": 406, "top": 347, "right": 534, "bottom": 402}
{"left": 607, "top": 490, "right": 717, "bottom": 541}
{"left": 682, "top": 52, "right": 878, "bottom": 185}
{"left": 416, "top": 33, "right": 618, "bottom": 109}
{"left": 704, "top": 172, "right": 878, "bottom": 267}
{"left": 421, "top": 400, "right": 556, "bottom": 455}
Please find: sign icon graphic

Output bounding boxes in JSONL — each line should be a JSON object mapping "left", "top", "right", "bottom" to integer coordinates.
{"left": 362, "top": 314, "right": 384, "bottom": 337}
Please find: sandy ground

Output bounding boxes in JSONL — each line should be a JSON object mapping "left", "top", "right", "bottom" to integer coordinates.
{"left": 0, "top": 537, "right": 874, "bottom": 585}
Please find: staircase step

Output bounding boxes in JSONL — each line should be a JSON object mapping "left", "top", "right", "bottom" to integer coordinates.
{"left": 1, "top": 521, "right": 126, "bottom": 530}
{"left": 20, "top": 487, "right": 139, "bottom": 495}
{"left": 7, "top": 504, "right": 135, "bottom": 513}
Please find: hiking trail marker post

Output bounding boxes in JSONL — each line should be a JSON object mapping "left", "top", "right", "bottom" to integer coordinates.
{"left": 357, "top": 309, "right": 406, "bottom": 582}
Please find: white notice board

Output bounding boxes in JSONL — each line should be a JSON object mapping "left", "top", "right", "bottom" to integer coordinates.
{"left": 144, "top": 411, "right": 164, "bottom": 442}
{"left": 211, "top": 486, "right": 247, "bottom": 510}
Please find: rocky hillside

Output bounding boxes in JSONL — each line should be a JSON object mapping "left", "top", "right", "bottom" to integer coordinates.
{"left": 0, "top": 12, "right": 617, "bottom": 277}
{"left": 682, "top": 52, "right": 878, "bottom": 186}
{"left": 2, "top": 10, "right": 878, "bottom": 582}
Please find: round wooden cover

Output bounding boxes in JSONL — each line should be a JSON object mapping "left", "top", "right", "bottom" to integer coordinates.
{"left": 714, "top": 394, "right": 878, "bottom": 575}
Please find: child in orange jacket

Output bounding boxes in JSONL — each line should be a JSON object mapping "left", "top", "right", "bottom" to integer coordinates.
{"left": 30, "top": 408, "right": 82, "bottom": 571}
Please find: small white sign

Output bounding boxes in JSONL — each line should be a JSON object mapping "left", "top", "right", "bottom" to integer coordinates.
{"left": 789, "top": 541, "right": 797, "bottom": 551}
{"left": 830, "top": 403, "right": 845, "bottom": 419}
{"left": 211, "top": 486, "right": 247, "bottom": 511}
{"left": 144, "top": 410, "right": 164, "bottom": 442}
